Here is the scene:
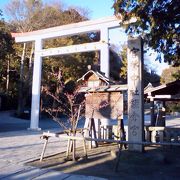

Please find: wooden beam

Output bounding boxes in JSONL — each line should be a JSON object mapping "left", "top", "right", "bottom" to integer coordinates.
{"left": 42, "top": 131, "right": 180, "bottom": 146}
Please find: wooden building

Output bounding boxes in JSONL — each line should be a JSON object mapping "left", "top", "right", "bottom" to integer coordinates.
{"left": 78, "top": 70, "right": 127, "bottom": 144}
{"left": 144, "top": 80, "right": 180, "bottom": 126}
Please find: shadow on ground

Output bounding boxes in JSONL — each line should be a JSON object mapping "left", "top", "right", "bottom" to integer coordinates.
{"left": 0, "top": 110, "right": 62, "bottom": 133}
{"left": 28, "top": 144, "right": 180, "bottom": 180}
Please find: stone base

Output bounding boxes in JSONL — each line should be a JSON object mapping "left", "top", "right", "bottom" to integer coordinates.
{"left": 128, "top": 144, "right": 144, "bottom": 152}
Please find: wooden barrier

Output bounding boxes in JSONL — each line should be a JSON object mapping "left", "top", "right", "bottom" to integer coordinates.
{"left": 40, "top": 128, "right": 180, "bottom": 161}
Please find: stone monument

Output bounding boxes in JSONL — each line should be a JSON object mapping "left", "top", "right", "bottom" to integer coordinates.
{"left": 127, "top": 36, "right": 144, "bottom": 152}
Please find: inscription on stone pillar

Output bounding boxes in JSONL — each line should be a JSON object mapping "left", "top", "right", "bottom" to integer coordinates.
{"left": 127, "top": 36, "right": 144, "bottom": 152}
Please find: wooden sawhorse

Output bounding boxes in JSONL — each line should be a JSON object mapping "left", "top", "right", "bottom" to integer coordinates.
{"left": 40, "top": 130, "right": 87, "bottom": 162}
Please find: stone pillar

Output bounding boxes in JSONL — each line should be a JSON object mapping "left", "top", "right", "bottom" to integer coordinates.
{"left": 30, "top": 39, "right": 42, "bottom": 130}
{"left": 127, "top": 36, "right": 144, "bottom": 152}
{"left": 100, "top": 27, "right": 109, "bottom": 78}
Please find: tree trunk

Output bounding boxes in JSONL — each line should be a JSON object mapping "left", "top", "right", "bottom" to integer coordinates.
{"left": 27, "top": 42, "right": 34, "bottom": 86}
{"left": 6, "top": 56, "right": 10, "bottom": 93}
{"left": 17, "top": 43, "right": 26, "bottom": 116}
{"left": 52, "top": 67, "right": 62, "bottom": 111}
{"left": 27, "top": 42, "right": 34, "bottom": 107}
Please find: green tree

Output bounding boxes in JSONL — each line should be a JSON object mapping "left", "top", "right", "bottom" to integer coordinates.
{"left": 0, "top": 10, "right": 15, "bottom": 93}
{"left": 117, "top": 45, "right": 160, "bottom": 86}
{"left": 4, "top": 0, "right": 95, "bottom": 114}
{"left": 143, "top": 67, "right": 160, "bottom": 87}
{"left": 5, "top": 0, "right": 44, "bottom": 115}
{"left": 161, "top": 66, "right": 180, "bottom": 84}
{"left": 119, "top": 46, "right": 127, "bottom": 81}
{"left": 0, "top": 11, "right": 14, "bottom": 60}
{"left": 113, "top": 0, "right": 180, "bottom": 66}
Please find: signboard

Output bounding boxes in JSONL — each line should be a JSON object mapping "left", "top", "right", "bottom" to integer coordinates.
{"left": 85, "top": 92, "right": 123, "bottom": 119}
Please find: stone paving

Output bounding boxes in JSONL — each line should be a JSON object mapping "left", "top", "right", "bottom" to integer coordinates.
{"left": 0, "top": 111, "right": 107, "bottom": 180}
{"left": 0, "top": 129, "right": 107, "bottom": 180}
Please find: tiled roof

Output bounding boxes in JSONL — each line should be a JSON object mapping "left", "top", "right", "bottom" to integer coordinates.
{"left": 77, "top": 70, "right": 112, "bottom": 85}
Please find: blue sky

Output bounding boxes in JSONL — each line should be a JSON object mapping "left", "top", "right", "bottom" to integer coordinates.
{"left": 62, "top": 0, "right": 115, "bottom": 19}
{"left": 0, "top": 0, "right": 115, "bottom": 19}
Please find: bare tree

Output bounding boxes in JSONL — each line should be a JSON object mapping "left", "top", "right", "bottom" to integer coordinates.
{"left": 5, "top": 0, "right": 43, "bottom": 32}
{"left": 41, "top": 75, "right": 85, "bottom": 132}
{"left": 41, "top": 76, "right": 85, "bottom": 161}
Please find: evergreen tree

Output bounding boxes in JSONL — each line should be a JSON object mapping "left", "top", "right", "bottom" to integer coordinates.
{"left": 113, "top": 0, "right": 180, "bottom": 66}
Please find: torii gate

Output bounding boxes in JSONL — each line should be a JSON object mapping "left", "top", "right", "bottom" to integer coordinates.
{"left": 12, "top": 16, "right": 144, "bottom": 152}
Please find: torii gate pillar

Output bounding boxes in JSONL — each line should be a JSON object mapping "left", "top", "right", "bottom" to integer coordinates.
{"left": 127, "top": 36, "right": 144, "bottom": 152}
{"left": 30, "top": 39, "right": 42, "bottom": 130}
